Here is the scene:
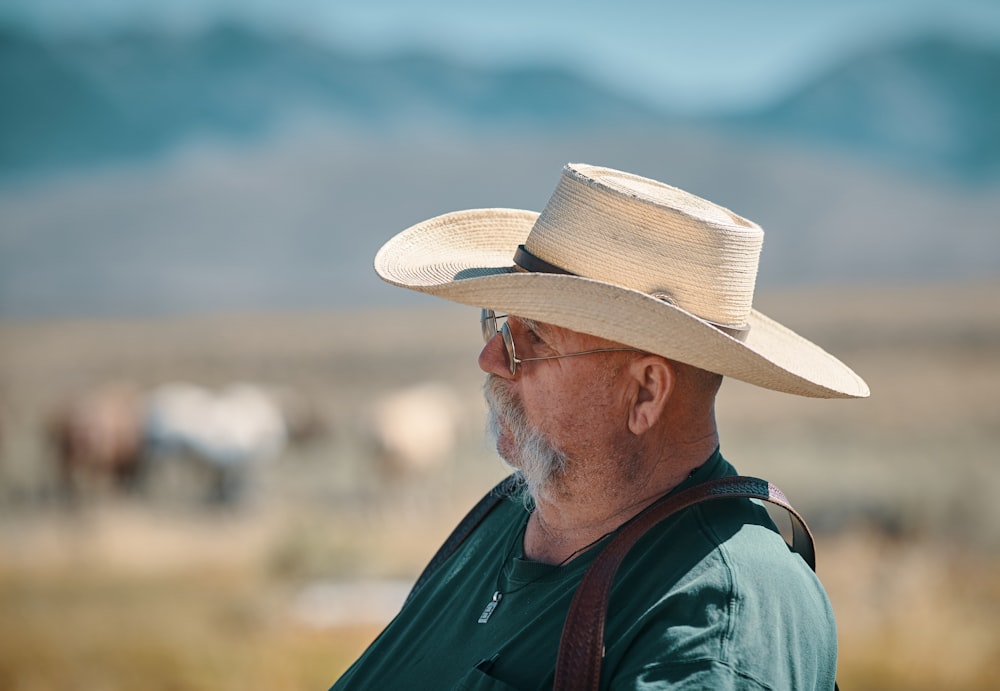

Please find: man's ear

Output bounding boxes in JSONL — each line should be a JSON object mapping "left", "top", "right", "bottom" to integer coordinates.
{"left": 627, "top": 356, "right": 675, "bottom": 435}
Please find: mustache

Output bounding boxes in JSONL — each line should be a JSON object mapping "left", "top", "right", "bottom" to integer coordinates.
{"left": 484, "top": 375, "right": 530, "bottom": 444}
{"left": 483, "top": 374, "right": 505, "bottom": 409}
{"left": 484, "top": 375, "right": 515, "bottom": 419}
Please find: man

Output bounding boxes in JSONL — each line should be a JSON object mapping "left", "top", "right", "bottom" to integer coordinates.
{"left": 331, "top": 163, "right": 868, "bottom": 689}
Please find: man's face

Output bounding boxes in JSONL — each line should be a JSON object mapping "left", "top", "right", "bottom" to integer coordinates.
{"left": 479, "top": 316, "right": 638, "bottom": 500}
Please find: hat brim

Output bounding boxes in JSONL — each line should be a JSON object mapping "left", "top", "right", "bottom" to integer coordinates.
{"left": 374, "top": 208, "right": 870, "bottom": 399}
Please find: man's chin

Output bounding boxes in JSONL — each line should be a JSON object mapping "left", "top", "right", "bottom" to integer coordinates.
{"left": 486, "top": 407, "right": 515, "bottom": 462}
{"left": 494, "top": 434, "right": 521, "bottom": 470}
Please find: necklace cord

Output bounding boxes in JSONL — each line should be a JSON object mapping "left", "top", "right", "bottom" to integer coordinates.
{"left": 495, "top": 512, "right": 618, "bottom": 598}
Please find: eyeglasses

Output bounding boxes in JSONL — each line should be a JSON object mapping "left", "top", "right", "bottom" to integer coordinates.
{"left": 480, "top": 309, "right": 642, "bottom": 376}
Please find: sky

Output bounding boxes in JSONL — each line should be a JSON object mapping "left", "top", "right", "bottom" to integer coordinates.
{"left": 3, "top": 0, "right": 999, "bottom": 112}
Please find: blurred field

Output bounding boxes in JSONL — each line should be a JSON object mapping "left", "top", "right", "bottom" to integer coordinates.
{"left": 0, "top": 280, "right": 998, "bottom": 690}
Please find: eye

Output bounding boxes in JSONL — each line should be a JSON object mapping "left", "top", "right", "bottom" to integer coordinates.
{"left": 515, "top": 319, "right": 551, "bottom": 354}
{"left": 510, "top": 318, "right": 538, "bottom": 343}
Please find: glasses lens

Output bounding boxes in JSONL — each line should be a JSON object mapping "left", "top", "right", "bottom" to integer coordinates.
{"left": 480, "top": 309, "right": 497, "bottom": 343}
{"left": 481, "top": 310, "right": 516, "bottom": 375}
{"left": 500, "top": 322, "right": 517, "bottom": 375}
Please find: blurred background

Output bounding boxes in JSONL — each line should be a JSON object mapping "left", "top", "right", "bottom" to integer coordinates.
{"left": 1, "top": 1, "right": 998, "bottom": 689}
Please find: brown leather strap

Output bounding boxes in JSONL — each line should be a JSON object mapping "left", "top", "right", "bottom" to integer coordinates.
{"left": 553, "top": 476, "right": 819, "bottom": 691}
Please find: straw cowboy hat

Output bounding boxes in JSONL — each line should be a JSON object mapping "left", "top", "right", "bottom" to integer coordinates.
{"left": 374, "top": 163, "right": 869, "bottom": 399}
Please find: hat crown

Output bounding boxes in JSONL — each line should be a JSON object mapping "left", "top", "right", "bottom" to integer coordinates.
{"left": 525, "top": 164, "right": 763, "bottom": 329}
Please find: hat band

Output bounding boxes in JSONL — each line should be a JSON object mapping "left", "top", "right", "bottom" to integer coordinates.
{"left": 513, "top": 244, "right": 573, "bottom": 275}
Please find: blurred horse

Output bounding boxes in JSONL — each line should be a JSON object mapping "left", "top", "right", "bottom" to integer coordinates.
{"left": 46, "top": 382, "right": 143, "bottom": 500}
{"left": 363, "top": 381, "right": 466, "bottom": 484}
{"left": 142, "top": 382, "right": 293, "bottom": 504}
{"left": 46, "top": 380, "right": 323, "bottom": 505}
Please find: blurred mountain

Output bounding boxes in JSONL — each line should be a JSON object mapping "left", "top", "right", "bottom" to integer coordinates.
{"left": 724, "top": 34, "right": 1000, "bottom": 182}
{"left": 0, "top": 22, "right": 661, "bottom": 179}
{"left": 1, "top": 22, "right": 999, "bottom": 182}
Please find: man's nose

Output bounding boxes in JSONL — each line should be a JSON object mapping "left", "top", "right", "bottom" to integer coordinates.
{"left": 478, "top": 333, "right": 512, "bottom": 378}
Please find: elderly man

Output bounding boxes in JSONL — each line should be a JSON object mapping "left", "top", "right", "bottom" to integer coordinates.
{"left": 331, "top": 164, "right": 867, "bottom": 690}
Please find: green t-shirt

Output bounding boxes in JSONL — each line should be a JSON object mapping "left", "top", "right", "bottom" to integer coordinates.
{"left": 331, "top": 450, "right": 837, "bottom": 690}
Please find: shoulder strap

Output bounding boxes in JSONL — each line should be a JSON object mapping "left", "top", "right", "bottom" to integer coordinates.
{"left": 553, "top": 476, "right": 820, "bottom": 691}
{"left": 405, "top": 474, "right": 520, "bottom": 605}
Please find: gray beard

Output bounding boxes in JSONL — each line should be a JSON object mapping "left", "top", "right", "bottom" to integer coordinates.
{"left": 483, "top": 375, "right": 568, "bottom": 505}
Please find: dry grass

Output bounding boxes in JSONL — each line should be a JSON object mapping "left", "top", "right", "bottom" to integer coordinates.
{"left": 0, "top": 523, "right": 1000, "bottom": 691}
{"left": 0, "top": 561, "right": 381, "bottom": 691}
{"left": 820, "top": 532, "right": 1000, "bottom": 690}
{"left": 1, "top": 281, "right": 998, "bottom": 689}
{"left": 0, "top": 499, "right": 467, "bottom": 691}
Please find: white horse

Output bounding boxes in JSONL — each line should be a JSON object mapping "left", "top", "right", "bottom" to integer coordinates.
{"left": 142, "top": 382, "right": 289, "bottom": 503}
{"left": 364, "top": 381, "right": 466, "bottom": 482}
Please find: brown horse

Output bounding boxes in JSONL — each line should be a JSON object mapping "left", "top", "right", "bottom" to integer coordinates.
{"left": 46, "top": 382, "right": 143, "bottom": 500}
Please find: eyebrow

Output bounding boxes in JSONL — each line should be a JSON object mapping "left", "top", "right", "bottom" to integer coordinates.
{"left": 513, "top": 316, "right": 545, "bottom": 338}
{"left": 518, "top": 317, "right": 540, "bottom": 331}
